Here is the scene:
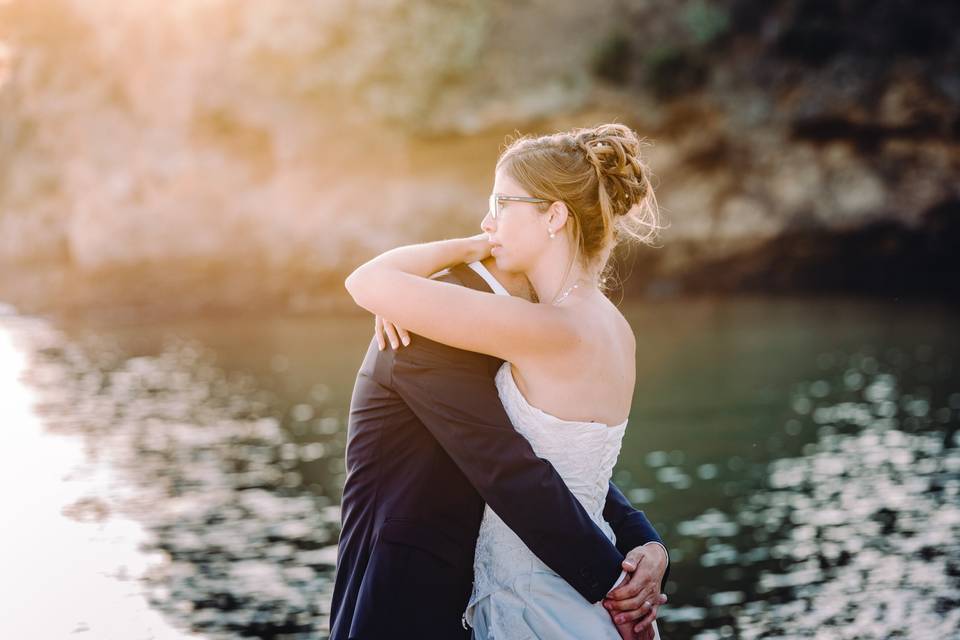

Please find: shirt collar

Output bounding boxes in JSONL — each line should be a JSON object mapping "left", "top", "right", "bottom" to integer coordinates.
{"left": 467, "top": 261, "right": 511, "bottom": 296}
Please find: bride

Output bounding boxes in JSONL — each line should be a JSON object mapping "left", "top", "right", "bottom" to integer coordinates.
{"left": 345, "top": 123, "right": 666, "bottom": 639}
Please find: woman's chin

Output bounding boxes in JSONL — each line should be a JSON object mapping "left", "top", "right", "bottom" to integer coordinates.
{"left": 491, "top": 254, "right": 512, "bottom": 271}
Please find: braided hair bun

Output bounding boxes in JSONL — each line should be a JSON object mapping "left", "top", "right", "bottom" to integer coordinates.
{"left": 575, "top": 124, "right": 649, "bottom": 220}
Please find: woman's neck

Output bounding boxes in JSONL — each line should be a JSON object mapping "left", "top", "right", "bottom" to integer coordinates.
{"left": 480, "top": 258, "right": 537, "bottom": 301}
{"left": 526, "top": 236, "right": 594, "bottom": 305}
{"left": 481, "top": 238, "right": 597, "bottom": 305}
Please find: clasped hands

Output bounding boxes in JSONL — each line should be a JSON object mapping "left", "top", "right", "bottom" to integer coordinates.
{"left": 605, "top": 542, "right": 669, "bottom": 640}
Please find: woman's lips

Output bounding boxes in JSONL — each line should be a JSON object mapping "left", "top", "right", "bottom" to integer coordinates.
{"left": 490, "top": 243, "right": 502, "bottom": 255}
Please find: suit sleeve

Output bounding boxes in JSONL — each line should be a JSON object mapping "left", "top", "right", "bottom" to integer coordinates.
{"left": 390, "top": 338, "right": 624, "bottom": 604}
{"left": 604, "top": 482, "right": 671, "bottom": 593}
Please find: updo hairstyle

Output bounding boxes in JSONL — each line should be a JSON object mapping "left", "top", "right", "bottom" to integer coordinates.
{"left": 496, "top": 123, "right": 665, "bottom": 287}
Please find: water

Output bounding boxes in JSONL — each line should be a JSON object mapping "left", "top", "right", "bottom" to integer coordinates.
{"left": 0, "top": 295, "right": 957, "bottom": 639}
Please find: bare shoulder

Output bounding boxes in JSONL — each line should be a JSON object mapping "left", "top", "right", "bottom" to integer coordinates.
{"left": 560, "top": 296, "right": 636, "bottom": 376}
{"left": 602, "top": 296, "right": 636, "bottom": 352}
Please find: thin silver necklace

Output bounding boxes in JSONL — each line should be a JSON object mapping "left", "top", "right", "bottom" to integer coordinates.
{"left": 552, "top": 279, "right": 591, "bottom": 306}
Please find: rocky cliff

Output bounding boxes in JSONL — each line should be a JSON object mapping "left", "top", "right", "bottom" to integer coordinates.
{"left": 1, "top": 0, "right": 957, "bottom": 319}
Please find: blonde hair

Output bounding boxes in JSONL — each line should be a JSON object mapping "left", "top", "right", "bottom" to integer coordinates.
{"left": 496, "top": 123, "right": 665, "bottom": 290}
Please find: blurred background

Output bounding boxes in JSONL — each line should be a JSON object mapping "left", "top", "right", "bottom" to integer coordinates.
{"left": 1, "top": 1, "right": 958, "bottom": 638}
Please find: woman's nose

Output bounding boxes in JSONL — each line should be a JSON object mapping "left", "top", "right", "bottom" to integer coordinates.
{"left": 480, "top": 211, "right": 495, "bottom": 233}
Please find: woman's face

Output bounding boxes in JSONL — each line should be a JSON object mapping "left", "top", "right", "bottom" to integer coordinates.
{"left": 480, "top": 169, "right": 550, "bottom": 273}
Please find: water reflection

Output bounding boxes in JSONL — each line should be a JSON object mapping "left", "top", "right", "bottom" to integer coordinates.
{"left": 0, "top": 314, "right": 197, "bottom": 639}
{"left": 3, "top": 313, "right": 343, "bottom": 638}
{"left": 658, "top": 348, "right": 960, "bottom": 639}
{"left": 1, "top": 297, "right": 958, "bottom": 639}
{"left": 737, "top": 397, "right": 960, "bottom": 638}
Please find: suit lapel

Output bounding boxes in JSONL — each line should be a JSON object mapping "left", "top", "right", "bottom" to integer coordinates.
{"left": 449, "top": 263, "right": 507, "bottom": 372}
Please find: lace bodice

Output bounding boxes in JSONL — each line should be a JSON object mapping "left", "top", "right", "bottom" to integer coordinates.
{"left": 464, "top": 361, "right": 627, "bottom": 622}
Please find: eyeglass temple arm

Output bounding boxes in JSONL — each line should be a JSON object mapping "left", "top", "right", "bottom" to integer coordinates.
{"left": 498, "top": 195, "right": 550, "bottom": 203}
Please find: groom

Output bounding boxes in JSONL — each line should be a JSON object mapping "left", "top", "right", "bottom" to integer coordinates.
{"left": 329, "top": 257, "right": 671, "bottom": 640}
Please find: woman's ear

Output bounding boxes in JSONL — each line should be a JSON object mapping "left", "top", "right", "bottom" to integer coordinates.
{"left": 546, "top": 201, "right": 569, "bottom": 235}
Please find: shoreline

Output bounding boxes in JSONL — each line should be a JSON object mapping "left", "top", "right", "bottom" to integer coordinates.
{"left": 1, "top": 257, "right": 957, "bottom": 330}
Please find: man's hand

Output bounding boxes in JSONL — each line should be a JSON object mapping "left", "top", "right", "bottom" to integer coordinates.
{"left": 604, "top": 542, "right": 669, "bottom": 635}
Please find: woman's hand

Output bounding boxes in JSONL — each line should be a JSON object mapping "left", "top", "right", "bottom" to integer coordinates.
{"left": 366, "top": 234, "right": 490, "bottom": 351}
{"left": 375, "top": 315, "right": 410, "bottom": 350}
{"left": 613, "top": 615, "right": 658, "bottom": 640}
{"left": 461, "top": 233, "right": 493, "bottom": 264}
{"left": 611, "top": 594, "right": 666, "bottom": 639}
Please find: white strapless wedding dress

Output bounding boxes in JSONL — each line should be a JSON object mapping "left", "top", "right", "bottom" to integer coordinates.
{"left": 462, "top": 361, "right": 662, "bottom": 640}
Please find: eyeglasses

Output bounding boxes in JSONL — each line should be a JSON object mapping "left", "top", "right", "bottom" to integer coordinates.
{"left": 488, "top": 193, "right": 551, "bottom": 220}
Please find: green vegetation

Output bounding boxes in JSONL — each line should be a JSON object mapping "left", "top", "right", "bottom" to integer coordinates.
{"left": 681, "top": 0, "right": 730, "bottom": 46}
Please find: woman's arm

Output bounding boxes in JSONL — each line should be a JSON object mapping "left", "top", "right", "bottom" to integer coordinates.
{"left": 344, "top": 235, "right": 578, "bottom": 362}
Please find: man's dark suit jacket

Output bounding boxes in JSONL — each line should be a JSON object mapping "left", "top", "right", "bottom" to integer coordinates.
{"left": 329, "top": 263, "right": 670, "bottom": 640}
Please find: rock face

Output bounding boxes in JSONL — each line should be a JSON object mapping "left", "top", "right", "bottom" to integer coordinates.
{"left": 0, "top": 0, "right": 957, "bottom": 316}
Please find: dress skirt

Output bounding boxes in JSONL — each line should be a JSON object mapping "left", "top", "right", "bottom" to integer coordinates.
{"left": 467, "top": 569, "right": 662, "bottom": 640}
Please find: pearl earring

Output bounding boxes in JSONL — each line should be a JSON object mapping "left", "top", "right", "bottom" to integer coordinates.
{"left": 549, "top": 230, "right": 556, "bottom": 239}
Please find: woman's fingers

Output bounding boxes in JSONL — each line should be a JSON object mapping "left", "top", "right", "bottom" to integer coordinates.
{"left": 633, "top": 605, "right": 659, "bottom": 634}
{"left": 613, "top": 603, "right": 651, "bottom": 628}
{"left": 608, "top": 590, "right": 655, "bottom": 613}
{"left": 466, "top": 233, "right": 494, "bottom": 262}
{"left": 611, "top": 592, "right": 668, "bottom": 627}
{"left": 612, "top": 619, "right": 633, "bottom": 640}
{"left": 374, "top": 316, "right": 385, "bottom": 351}
{"left": 632, "top": 619, "right": 657, "bottom": 640}
{"left": 375, "top": 316, "right": 410, "bottom": 350}
{"left": 383, "top": 320, "right": 401, "bottom": 350}
{"left": 632, "top": 596, "right": 666, "bottom": 634}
